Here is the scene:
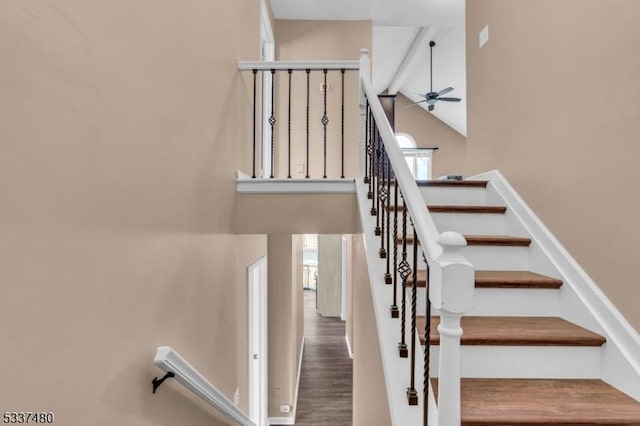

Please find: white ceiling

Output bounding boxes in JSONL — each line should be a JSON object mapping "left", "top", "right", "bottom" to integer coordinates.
{"left": 270, "top": 0, "right": 467, "bottom": 135}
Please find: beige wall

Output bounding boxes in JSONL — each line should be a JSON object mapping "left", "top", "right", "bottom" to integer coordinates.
{"left": 318, "top": 235, "right": 343, "bottom": 317}
{"left": 271, "top": 20, "right": 372, "bottom": 178}
{"left": 395, "top": 94, "right": 467, "bottom": 178}
{"left": 234, "top": 193, "right": 361, "bottom": 234}
{"left": 267, "top": 234, "right": 304, "bottom": 419}
{"left": 351, "top": 235, "right": 392, "bottom": 426}
{"left": 0, "top": 1, "right": 265, "bottom": 425}
{"left": 466, "top": 0, "right": 640, "bottom": 331}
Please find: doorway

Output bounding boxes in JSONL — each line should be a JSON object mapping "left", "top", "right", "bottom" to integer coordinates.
{"left": 247, "top": 256, "right": 267, "bottom": 426}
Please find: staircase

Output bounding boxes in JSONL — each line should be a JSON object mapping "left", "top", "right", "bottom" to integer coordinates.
{"left": 403, "top": 178, "right": 640, "bottom": 425}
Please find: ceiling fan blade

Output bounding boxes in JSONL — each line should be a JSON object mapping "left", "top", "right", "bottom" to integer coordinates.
{"left": 438, "top": 97, "right": 462, "bottom": 102}
{"left": 437, "top": 87, "right": 454, "bottom": 96}
{"left": 403, "top": 100, "right": 427, "bottom": 108}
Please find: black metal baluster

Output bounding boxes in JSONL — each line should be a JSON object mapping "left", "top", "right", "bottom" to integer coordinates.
{"left": 287, "top": 69, "right": 292, "bottom": 178}
{"left": 305, "top": 69, "right": 310, "bottom": 178}
{"left": 407, "top": 226, "right": 419, "bottom": 406}
{"left": 374, "top": 130, "right": 381, "bottom": 233}
{"left": 269, "top": 69, "right": 276, "bottom": 179}
{"left": 390, "top": 174, "right": 399, "bottom": 317}
{"left": 398, "top": 195, "right": 410, "bottom": 358}
{"left": 322, "top": 69, "right": 328, "bottom": 179}
{"left": 341, "top": 69, "right": 345, "bottom": 179}
{"left": 370, "top": 122, "right": 378, "bottom": 216}
{"left": 364, "top": 103, "right": 370, "bottom": 185}
{"left": 384, "top": 160, "right": 392, "bottom": 284}
{"left": 379, "top": 148, "right": 387, "bottom": 258}
{"left": 367, "top": 107, "right": 374, "bottom": 199}
{"left": 423, "top": 252, "right": 431, "bottom": 425}
{"left": 252, "top": 69, "right": 257, "bottom": 179}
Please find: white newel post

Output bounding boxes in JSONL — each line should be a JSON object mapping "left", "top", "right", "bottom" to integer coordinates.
{"left": 358, "top": 49, "right": 370, "bottom": 179}
{"left": 430, "top": 232, "right": 474, "bottom": 426}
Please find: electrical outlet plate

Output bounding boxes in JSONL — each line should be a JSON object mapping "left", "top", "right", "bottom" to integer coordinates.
{"left": 234, "top": 388, "right": 240, "bottom": 406}
{"left": 479, "top": 25, "right": 489, "bottom": 48}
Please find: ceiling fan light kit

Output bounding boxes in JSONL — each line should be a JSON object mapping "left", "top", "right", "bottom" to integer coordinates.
{"left": 409, "top": 40, "right": 462, "bottom": 112}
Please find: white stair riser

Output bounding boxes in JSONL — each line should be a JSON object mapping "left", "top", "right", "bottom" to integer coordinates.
{"left": 429, "top": 345, "right": 601, "bottom": 379}
{"left": 461, "top": 246, "right": 529, "bottom": 270}
{"left": 431, "top": 212, "right": 506, "bottom": 235}
{"left": 420, "top": 187, "right": 487, "bottom": 205}
{"left": 414, "top": 288, "right": 561, "bottom": 317}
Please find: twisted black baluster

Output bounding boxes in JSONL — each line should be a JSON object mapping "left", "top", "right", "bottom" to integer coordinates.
{"left": 390, "top": 174, "right": 400, "bottom": 317}
{"left": 407, "top": 225, "right": 419, "bottom": 406}
{"left": 252, "top": 69, "right": 257, "bottom": 179}
{"left": 398, "top": 194, "right": 410, "bottom": 358}
{"left": 379, "top": 148, "right": 388, "bottom": 258}
{"left": 384, "top": 158, "right": 392, "bottom": 283}
{"left": 423, "top": 251, "right": 431, "bottom": 424}
{"left": 287, "top": 69, "right": 292, "bottom": 178}
{"left": 269, "top": 69, "right": 276, "bottom": 178}
{"left": 374, "top": 130, "right": 382, "bottom": 234}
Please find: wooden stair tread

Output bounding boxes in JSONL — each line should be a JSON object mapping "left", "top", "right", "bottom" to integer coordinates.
{"left": 387, "top": 205, "right": 507, "bottom": 214}
{"left": 475, "top": 270, "right": 563, "bottom": 288}
{"left": 431, "top": 378, "right": 640, "bottom": 425}
{"left": 396, "top": 234, "right": 531, "bottom": 247}
{"left": 464, "top": 234, "right": 531, "bottom": 246}
{"left": 416, "top": 316, "right": 606, "bottom": 346}
{"left": 410, "top": 270, "right": 563, "bottom": 289}
{"left": 417, "top": 180, "right": 489, "bottom": 187}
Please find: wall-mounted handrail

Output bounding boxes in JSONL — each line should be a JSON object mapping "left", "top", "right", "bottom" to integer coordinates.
{"left": 153, "top": 346, "right": 257, "bottom": 426}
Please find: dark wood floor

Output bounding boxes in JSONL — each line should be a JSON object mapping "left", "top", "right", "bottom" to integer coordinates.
{"left": 293, "top": 290, "right": 353, "bottom": 426}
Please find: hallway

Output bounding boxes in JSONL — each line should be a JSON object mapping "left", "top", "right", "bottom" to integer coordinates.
{"left": 293, "top": 290, "right": 353, "bottom": 425}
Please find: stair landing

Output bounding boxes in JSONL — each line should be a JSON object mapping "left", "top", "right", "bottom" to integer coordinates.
{"left": 431, "top": 378, "right": 640, "bottom": 425}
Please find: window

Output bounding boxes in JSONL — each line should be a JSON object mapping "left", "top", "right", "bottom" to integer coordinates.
{"left": 396, "top": 133, "right": 433, "bottom": 180}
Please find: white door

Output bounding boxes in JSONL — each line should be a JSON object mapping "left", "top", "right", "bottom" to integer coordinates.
{"left": 248, "top": 256, "right": 267, "bottom": 426}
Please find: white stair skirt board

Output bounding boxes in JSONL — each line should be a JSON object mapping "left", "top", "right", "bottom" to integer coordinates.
{"left": 356, "top": 182, "right": 436, "bottom": 426}
{"left": 236, "top": 171, "right": 356, "bottom": 194}
{"left": 469, "top": 170, "right": 640, "bottom": 401}
{"left": 429, "top": 345, "right": 602, "bottom": 379}
{"left": 415, "top": 287, "right": 561, "bottom": 317}
{"left": 431, "top": 212, "right": 506, "bottom": 236}
{"left": 420, "top": 186, "right": 488, "bottom": 206}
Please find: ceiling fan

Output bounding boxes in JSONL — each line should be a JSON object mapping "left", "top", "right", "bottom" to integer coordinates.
{"left": 409, "top": 41, "right": 461, "bottom": 112}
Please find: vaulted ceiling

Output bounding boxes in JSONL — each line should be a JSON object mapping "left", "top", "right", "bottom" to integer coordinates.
{"left": 269, "top": 0, "right": 467, "bottom": 136}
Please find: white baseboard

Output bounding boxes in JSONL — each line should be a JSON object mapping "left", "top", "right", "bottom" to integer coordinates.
{"left": 292, "top": 337, "right": 305, "bottom": 422}
{"left": 345, "top": 334, "right": 354, "bottom": 359}
{"left": 268, "top": 417, "right": 295, "bottom": 425}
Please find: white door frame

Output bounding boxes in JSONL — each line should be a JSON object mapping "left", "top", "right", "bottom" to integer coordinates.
{"left": 341, "top": 236, "right": 348, "bottom": 321}
{"left": 248, "top": 256, "right": 268, "bottom": 426}
{"left": 260, "top": 0, "right": 275, "bottom": 178}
